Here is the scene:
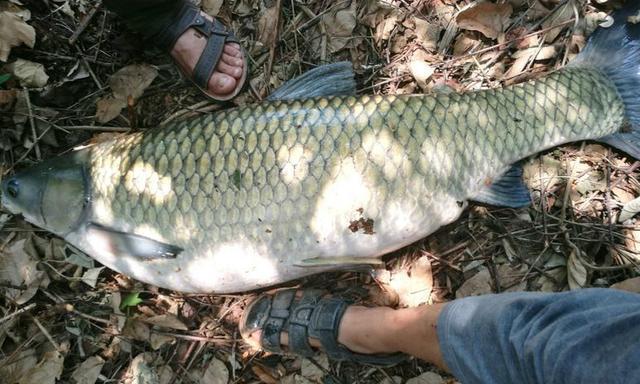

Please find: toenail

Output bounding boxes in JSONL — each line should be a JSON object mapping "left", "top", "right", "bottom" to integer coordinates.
{"left": 217, "top": 77, "right": 231, "bottom": 87}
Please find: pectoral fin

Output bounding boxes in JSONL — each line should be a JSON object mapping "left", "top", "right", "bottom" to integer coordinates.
{"left": 87, "top": 223, "right": 182, "bottom": 260}
{"left": 471, "top": 164, "right": 531, "bottom": 208}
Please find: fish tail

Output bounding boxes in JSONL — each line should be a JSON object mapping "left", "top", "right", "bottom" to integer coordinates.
{"left": 570, "top": 2, "right": 640, "bottom": 158}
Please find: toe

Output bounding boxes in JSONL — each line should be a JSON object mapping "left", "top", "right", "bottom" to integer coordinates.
{"left": 221, "top": 53, "right": 244, "bottom": 69}
{"left": 208, "top": 72, "right": 237, "bottom": 94}
{"left": 224, "top": 43, "right": 242, "bottom": 58}
{"left": 216, "top": 59, "right": 244, "bottom": 79}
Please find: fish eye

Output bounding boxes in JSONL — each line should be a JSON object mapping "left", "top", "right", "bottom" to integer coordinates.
{"left": 6, "top": 179, "right": 19, "bottom": 198}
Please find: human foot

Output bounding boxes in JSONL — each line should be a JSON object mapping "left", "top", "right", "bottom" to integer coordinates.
{"left": 156, "top": 4, "right": 247, "bottom": 101}
{"left": 239, "top": 289, "right": 407, "bottom": 366}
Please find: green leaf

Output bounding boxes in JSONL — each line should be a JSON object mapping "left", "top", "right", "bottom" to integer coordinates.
{"left": 120, "top": 292, "right": 143, "bottom": 309}
{"left": 0, "top": 73, "right": 10, "bottom": 87}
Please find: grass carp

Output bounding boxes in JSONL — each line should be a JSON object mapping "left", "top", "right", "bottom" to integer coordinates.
{"left": 3, "top": 4, "right": 640, "bottom": 293}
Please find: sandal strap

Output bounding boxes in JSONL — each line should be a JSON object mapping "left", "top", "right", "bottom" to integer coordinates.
{"left": 192, "top": 18, "right": 232, "bottom": 89}
{"left": 153, "top": 2, "right": 240, "bottom": 89}
{"left": 260, "top": 290, "right": 295, "bottom": 353}
{"left": 155, "top": 3, "right": 201, "bottom": 52}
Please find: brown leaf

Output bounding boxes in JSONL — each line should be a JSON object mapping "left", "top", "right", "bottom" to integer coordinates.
{"left": 406, "top": 372, "right": 444, "bottom": 384}
{"left": 0, "top": 239, "right": 48, "bottom": 305}
{"left": 456, "top": 267, "right": 492, "bottom": 298}
{"left": 71, "top": 356, "right": 105, "bottom": 384}
{"left": 567, "top": 250, "right": 588, "bottom": 290}
{"left": 456, "top": 2, "right": 513, "bottom": 39}
{"left": 96, "top": 64, "right": 157, "bottom": 123}
{"left": 143, "top": 314, "right": 188, "bottom": 331}
{"left": 202, "top": 0, "right": 223, "bottom": 17}
{"left": 8, "top": 59, "right": 49, "bottom": 87}
{"left": 389, "top": 255, "right": 433, "bottom": 307}
{"left": 95, "top": 96, "right": 126, "bottom": 123}
{"left": 301, "top": 354, "right": 328, "bottom": 383}
{"left": 20, "top": 350, "right": 65, "bottom": 384}
{"left": 322, "top": 2, "right": 356, "bottom": 53}
{"left": 122, "top": 353, "right": 159, "bottom": 384}
{"left": 0, "top": 11, "right": 36, "bottom": 62}
{"left": 257, "top": 3, "right": 279, "bottom": 47}
{"left": 542, "top": 1, "right": 574, "bottom": 43}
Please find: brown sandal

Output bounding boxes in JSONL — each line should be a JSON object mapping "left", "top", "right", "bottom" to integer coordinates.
{"left": 154, "top": 2, "right": 247, "bottom": 101}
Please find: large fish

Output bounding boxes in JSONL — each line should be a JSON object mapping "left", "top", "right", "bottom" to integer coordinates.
{"left": 3, "top": 5, "right": 640, "bottom": 293}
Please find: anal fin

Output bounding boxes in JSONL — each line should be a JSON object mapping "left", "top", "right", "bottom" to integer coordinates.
{"left": 87, "top": 223, "right": 182, "bottom": 260}
{"left": 471, "top": 164, "right": 531, "bottom": 208}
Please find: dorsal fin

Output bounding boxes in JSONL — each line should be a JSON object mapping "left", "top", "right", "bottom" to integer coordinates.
{"left": 267, "top": 62, "right": 356, "bottom": 101}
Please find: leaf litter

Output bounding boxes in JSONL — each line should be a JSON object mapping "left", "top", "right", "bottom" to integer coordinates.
{"left": 1, "top": 0, "right": 640, "bottom": 383}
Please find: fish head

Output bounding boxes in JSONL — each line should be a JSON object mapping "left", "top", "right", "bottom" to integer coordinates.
{"left": 1, "top": 153, "right": 89, "bottom": 236}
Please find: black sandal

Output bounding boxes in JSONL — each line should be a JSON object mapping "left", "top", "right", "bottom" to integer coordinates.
{"left": 240, "top": 289, "right": 408, "bottom": 366}
{"left": 154, "top": 2, "right": 248, "bottom": 101}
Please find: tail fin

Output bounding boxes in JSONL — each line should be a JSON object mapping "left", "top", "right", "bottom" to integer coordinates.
{"left": 570, "top": 2, "right": 640, "bottom": 158}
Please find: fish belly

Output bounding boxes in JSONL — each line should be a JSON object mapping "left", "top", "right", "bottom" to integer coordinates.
{"left": 81, "top": 67, "right": 624, "bottom": 292}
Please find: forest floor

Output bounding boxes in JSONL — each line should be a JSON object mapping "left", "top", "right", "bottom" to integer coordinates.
{"left": 1, "top": 0, "right": 639, "bottom": 383}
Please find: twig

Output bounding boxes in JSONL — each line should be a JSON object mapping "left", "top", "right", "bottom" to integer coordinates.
{"left": 69, "top": 1, "right": 103, "bottom": 45}
{"left": 59, "top": 125, "right": 130, "bottom": 132}
{"left": 32, "top": 316, "right": 62, "bottom": 352}
{"left": 23, "top": 88, "right": 41, "bottom": 160}
{"left": 0, "top": 303, "right": 36, "bottom": 325}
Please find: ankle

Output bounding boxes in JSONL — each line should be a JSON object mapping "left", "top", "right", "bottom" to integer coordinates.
{"left": 337, "top": 306, "right": 401, "bottom": 354}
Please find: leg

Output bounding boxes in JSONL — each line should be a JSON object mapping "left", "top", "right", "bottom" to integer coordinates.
{"left": 242, "top": 288, "right": 640, "bottom": 383}
{"left": 104, "top": 0, "right": 245, "bottom": 99}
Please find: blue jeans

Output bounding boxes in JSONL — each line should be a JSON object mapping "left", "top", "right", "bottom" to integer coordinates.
{"left": 438, "top": 288, "right": 640, "bottom": 383}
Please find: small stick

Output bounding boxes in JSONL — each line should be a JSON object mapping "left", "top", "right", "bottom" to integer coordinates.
{"left": 59, "top": 125, "right": 130, "bottom": 132}
{"left": 69, "top": 1, "right": 103, "bottom": 45}
{"left": 23, "top": 88, "right": 41, "bottom": 160}
{"left": 32, "top": 316, "right": 62, "bottom": 352}
{"left": 0, "top": 303, "right": 36, "bottom": 325}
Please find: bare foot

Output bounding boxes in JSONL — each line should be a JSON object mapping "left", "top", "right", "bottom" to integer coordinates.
{"left": 169, "top": 12, "right": 245, "bottom": 97}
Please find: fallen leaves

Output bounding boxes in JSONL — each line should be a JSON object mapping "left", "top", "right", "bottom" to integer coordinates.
{"left": 388, "top": 255, "right": 433, "bottom": 307}
{"left": 70, "top": 356, "right": 105, "bottom": 384}
{"left": 7, "top": 59, "right": 49, "bottom": 87}
{"left": 0, "top": 238, "right": 49, "bottom": 305}
{"left": 96, "top": 64, "right": 158, "bottom": 123}
{"left": 456, "top": 2, "right": 513, "bottom": 40}
{"left": 20, "top": 350, "right": 65, "bottom": 384}
{"left": 0, "top": 10, "right": 36, "bottom": 62}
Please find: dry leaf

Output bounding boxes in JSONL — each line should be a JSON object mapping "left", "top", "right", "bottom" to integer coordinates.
{"left": 110, "top": 64, "right": 158, "bottom": 100}
{"left": 81, "top": 266, "right": 104, "bottom": 288}
{"left": 542, "top": 1, "right": 574, "bottom": 43}
{"left": 9, "top": 59, "right": 49, "bottom": 87}
{"left": 143, "top": 314, "right": 188, "bottom": 331}
{"left": 122, "top": 318, "right": 151, "bottom": 341}
{"left": 0, "top": 89, "right": 17, "bottom": 105}
{"left": 322, "top": 2, "right": 356, "bottom": 53}
{"left": 408, "top": 50, "right": 435, "bottom": 91}
{"left": 122, "top": 353, "right": 159, "bottom": 384}
{"left": 301, "top": 354, "right": 328, "bottom": 383}
{"left": 199, "top": 358, "right": 228, "bottom": 384}
{"left": 95, "top": 96, "right": 126, "bottom": 123}
{"left": 0, "top": 11, "right": 36, "bottom": 61}
{"left": 257, "top": 3, "right": 279, "bottom": 47}
{"left": 71, "top": 356, "right": 105, "bottom": 384}
{"left": 618, "top": 196, "right": 640, "bottom": 222}
{"left": 20, "top": 350, "right": 65, "bottom": 384}
{"left": 413, "top": 17, "right": 441, "bottom": 51}
{"left": 149, "top": 333, "right": 175, "bottom": 350}
{"left": 456, "top": 2, "right": 513, "bottom": 39}
{"left": 96, "top": 64, "right": 157, "bottom": 123}
{"left": 406, "top": 372, "right": 444, "bottom": 384}
{"left": 0, "top": 239, "right": 48, "bottom": 304}
{"left": 202, "top": 0, "right": 223, "bottom": 16}
{"left": 567, "top": 250, "right": 588, "bottom": 290}
{"left": 0, "top": 348, "right": 38, "bottom": 383}
{"left": 456, "top": 267, "right": 492, "bottom": 298}
{"left": 389, "top": 255, "right": 433, "bottom": 307}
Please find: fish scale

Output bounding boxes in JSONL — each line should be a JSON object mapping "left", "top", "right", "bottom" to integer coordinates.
{"left": 74, "top": 67, "right": 626, "bottom": 292}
